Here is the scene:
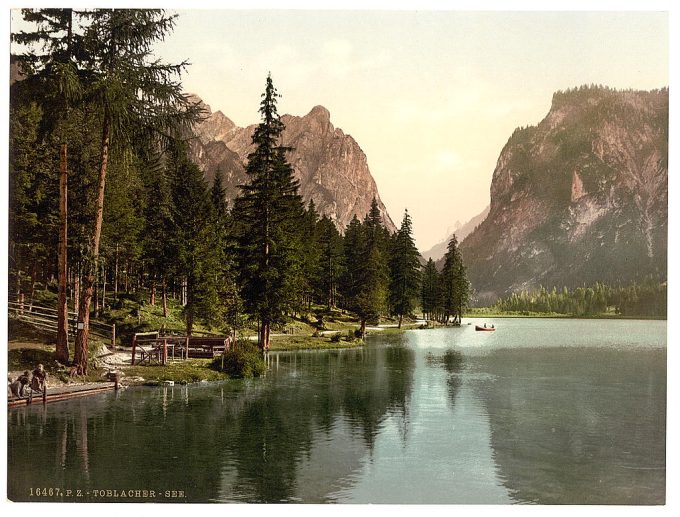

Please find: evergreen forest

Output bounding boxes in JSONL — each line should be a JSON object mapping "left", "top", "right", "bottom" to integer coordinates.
{"left": 9, "top": 9, "right": 466, "bottom": 372}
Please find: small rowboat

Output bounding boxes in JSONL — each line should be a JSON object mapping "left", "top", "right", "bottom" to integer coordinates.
{"left": 475, "top": 325, "right": 496, "bottom": 332}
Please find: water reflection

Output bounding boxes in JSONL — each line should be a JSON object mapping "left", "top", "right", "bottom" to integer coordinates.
{"left": 426, "top": 349, "right": 464, "bottom": 410}
{"left": 7, "top": 320, "right": 666, "bottom": 504}
{"left": 470, "top": 347, "right": 666, "bottom": 504}
{"left": 8, "top": 344, "right": 416, "bottom": 503}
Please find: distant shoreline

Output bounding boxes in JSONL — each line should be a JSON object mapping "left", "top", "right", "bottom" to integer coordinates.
{"left": 462, "top": 312, "right": 667, "bottom": 321}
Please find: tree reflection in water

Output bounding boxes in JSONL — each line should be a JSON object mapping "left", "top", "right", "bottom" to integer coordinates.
{"left": 426, "top": 348, "right": 464, "bottom": 409}
{"left": 9, "top": 332, "right": 664, "bottom": 504}
{"left": 8, "top": 344, "right": 416, "bottom": 503}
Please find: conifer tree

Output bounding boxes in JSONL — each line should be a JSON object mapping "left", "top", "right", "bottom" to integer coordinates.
{"left": 440, "top": 234, "right": 470, "bottom": 325}
{"left": 364, "top": 197, "right": 391, "bottom": 256}
{"left": 71, "top": 9, "right": 199, "bottom": 373}
{"left": 354, "top": 244, "right": 389, "bottom": 337}
{"left": 354, "top": 200, "right": 390, "bottom": 336}
{"left": 140, "top": 150, "right": 174, "bottom": 316}
{"left": 315, "top": 215, "right": 344, "bottom": 309}
{"left": 11, "top": 8, "right": 84, "bottom": 363}
{"left": 233, "top": 75, "right": 304, "bottom": 350}
{"left": 209, "top": 171, "right": 243, "bottom": 337}
{"left": 421, "top": 258, "right": 440, "bottom": 320}
{"left": 166, "top": 141, "right": 226, "bottom": 334}
{"left": 340, "top": 215, "right": 364, "bottom": 308}
{"left": 389, "top": 209, "right": 421, "bottom": 328}
{"left": 299, "top": 200, "right": 321, "bottom": 311}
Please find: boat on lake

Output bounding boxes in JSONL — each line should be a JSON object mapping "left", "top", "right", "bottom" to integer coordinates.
{"left": 475, "top": 325, "right": 496, "bottom": 332}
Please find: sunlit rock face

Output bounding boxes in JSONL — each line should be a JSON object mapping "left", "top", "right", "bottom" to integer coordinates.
{"left": 189, "top": 96, "right": 396, "bottom": 233}
{"left": 459, "top": 87, "right": 668, "bottom": 302}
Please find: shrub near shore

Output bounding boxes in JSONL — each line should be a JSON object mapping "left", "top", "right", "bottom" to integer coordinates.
{"left": 211, "top": 340, "right": 267, "bottom": 379}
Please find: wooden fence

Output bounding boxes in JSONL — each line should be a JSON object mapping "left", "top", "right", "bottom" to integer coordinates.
{"left": 131, "top": 333, "right": 231, "bottom": 366}
{"left": 8, "top": 298, "right": 116, "bottom": 349}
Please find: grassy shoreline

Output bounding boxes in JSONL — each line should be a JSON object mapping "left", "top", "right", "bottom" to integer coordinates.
{"left": 8, "top": 292, "right": 665, "bottom": 388}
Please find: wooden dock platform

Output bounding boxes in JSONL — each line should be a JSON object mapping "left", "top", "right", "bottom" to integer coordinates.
{"left": 8, "top": 382, "right": 117, "bottom": 409}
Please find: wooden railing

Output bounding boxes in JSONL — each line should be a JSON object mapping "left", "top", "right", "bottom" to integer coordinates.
{"left": 8, "top": 298, "right": 116, "bottom": 349}
{"left": 131, "top": 333, "right": 230, "bottom": 366}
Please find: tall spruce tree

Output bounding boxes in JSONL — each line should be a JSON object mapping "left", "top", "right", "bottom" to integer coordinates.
{"left": 354, "top": 200, "right": 390, "bottom": 336}
{"left": 389, "top": 209, "right": 421, "bottom": 328}
{"left": 440, "top": 234, "right": 470, "bottom": 325}
{"left": 70, "top": 9, "right": 199, "bottom": 373}
{"left": 340, "top": 215, "right": 364, "bottom": 309}
{"left": 11, "top": 8, "right": 84, "bottom": 363}
{"left": 299, "top": 200, "right": 321, "bottom": 311}
{"left": 140, "top": 150, "right": 174, "bottom": 315}
{"left": 233, "top": 75, "right": 304, "bottom": 350}
{"left": 421, "top": 258, "right": 440, "bottom": 320}
{"left": 166, "top": 141, "right": 226, "bottom": 334}
{"left": 315, "top": 215, "right": 344, "bottom": 309}
{"left": 354, "top": 243, "right": 389, "bottom": 337}
{"left": 209, "top": 171, "right": 243, "bottom": 337}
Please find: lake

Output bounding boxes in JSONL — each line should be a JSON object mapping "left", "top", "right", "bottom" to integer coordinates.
{"left": 7, "top": 318, "right": 666, "bottom": 504}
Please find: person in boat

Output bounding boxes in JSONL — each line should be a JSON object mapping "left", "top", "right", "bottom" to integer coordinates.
{"left": 484, "top": 323, "right": 487, "bottom": 328}
{"left": 491, "top": 324, "right": 495, "bottom": 329}
{"left": 30, "top": 364, "right": 47, "bottom": 393}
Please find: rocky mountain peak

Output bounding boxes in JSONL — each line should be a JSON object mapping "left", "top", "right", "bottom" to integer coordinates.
{"left": 306, "top": 105, "right": 331, "bottom": 122}
{"left": 188, "top": 95, "right": 396, "bottom": 232}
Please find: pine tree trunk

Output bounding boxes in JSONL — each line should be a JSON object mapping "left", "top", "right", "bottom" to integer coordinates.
{"left": 259, "top": 321, "right": 270, "bottom": 351}
{"left": 28, "top": 267, "right": 36, "bottom": 312}
{"left": 74, "top": 266, "right": 80, "bottom": 318}
{"left": 186, "top": 310, "right": 193, "bottom": 336}
{"left": 56, "top": 143, "right": 69, "bottom": 363}
{"left": 162, "top": 280, "right": 168, "bottom": 318}
{"left": 398, "top": 313, "right": 403, "bottom": 329}
{"left": 15, "top": 270, "right": 21, "bottom": 316}
{"left": 94, "top": 270, "right": 99, "bottom": 318}
{"left": 114, "top": 243, "right": 119, "bottom": 297}
{"left": 74, "top": 106, "right": 111, "bottom": 375}
{"left": 74, "top": 276, "right": 93, "bottom": 375}
{"left": 360, "top": 319, "right": 367, "bottom": 338}
{"left": 102, "top": 264, "right": 107, "bottom": 310}
{"left": 150, "top": 279, "right": 156, "bottom": 306}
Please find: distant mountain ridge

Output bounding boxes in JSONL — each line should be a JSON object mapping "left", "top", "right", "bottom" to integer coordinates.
{"left": 422, "top": 206, "right": 489, "bottom": 262}
{"left": 188, "top": 96, "right": 396, "bottom": 232}
{"left": 459, "top": 86, "right": 668, "bottom": 302}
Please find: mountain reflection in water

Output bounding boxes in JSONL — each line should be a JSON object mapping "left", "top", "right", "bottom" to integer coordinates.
{"left": 7, "top": 319, "right": 666, "bottom": 504}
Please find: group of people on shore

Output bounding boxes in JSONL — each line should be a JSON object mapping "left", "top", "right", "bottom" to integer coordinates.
{"left": 8, "top": 364, "right": 48, "bottom": 399}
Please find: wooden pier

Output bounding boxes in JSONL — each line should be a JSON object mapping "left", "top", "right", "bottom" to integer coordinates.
{"left": 8, "top": 382, "right": 117, "bottom": 409}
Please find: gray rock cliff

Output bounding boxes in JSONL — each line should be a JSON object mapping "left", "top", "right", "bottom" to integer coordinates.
{"left": 189, "top": 97, "right": 396, "bottom": 232}
{"left": 460, "top": 86, "right": 668, "bottom": 302}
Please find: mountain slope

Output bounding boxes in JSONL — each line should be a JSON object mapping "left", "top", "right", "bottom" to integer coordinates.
{"left": 422, "top": 206, "right": 489, "bottom": 262}
{"left": 190, "top": 98, "right": 396, "bottom": 232}
{"left": 460, "top": 86, "right": 668, "bottom": 302}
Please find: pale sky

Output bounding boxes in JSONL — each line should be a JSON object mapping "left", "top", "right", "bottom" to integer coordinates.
{"left": 7, "top": 7, "right": 669, "bottom": 251}
{"left": 152, "top": 10, "right": 667, "bottom": 251}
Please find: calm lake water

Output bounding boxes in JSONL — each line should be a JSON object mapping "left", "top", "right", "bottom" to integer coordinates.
{"left": 7, "top": 318, "right": 666, "bottom": 504}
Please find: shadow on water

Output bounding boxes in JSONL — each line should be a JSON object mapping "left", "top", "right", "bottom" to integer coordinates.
{"left": 469, "top": 346, "right": 666, "bottom": 504}
{"left": 8, "top": 343, "right": 416, "bottom": 503}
